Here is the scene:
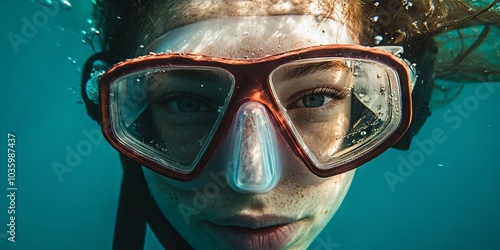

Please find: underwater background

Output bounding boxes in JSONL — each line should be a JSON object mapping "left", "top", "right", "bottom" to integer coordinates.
{"left": 1, "top": 0, "right": 499, "bottom": 249}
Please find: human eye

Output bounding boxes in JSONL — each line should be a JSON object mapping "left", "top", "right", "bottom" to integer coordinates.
{"left": 288, "top": 87, "right": 349, "bottom": 110}
{"left": 156, "top": 92, "right": 217, "bottom": 114}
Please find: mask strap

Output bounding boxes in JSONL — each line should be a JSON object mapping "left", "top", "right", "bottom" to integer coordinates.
{"left": 114, "top": 153, "right": 193, "bottom": 249}
{"left": 392, "top": 39, "right": 438, "bottom": 150}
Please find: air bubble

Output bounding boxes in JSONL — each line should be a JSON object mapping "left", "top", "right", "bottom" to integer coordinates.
{"left": 374, "top": 35, "right": 383, "bottom": 45}
{"left": 38, "top": 0, "right": 54, "bottom": 7}
{"left": 59, "top": 0, "right": 73, "bottom": 10}
{"left": 90, "top": 27, "right": 100, "bottom": 35}
{"left": 360, "top": 131, "right": 367, "bottom": 136}
{"left": 67, "top": 56, "right": 78, "bottom": 64}
{"left": 374, "top": 2, "right": 379, "bottom": 6}
{"left": 370, "top": 16, "right": 379, "bottom": 22}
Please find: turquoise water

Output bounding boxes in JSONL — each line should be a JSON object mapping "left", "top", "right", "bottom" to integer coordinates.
{"left": 1, "top": 1, "right": 499, "bottom": 249}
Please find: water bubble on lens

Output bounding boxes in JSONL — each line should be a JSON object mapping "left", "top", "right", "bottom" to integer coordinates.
{"left": 374, "top": 35, "right": 383, "bottom": 45}
{"left": 379, "top": 86, "right": 386, "bottom": 95}
{"left": 244, "top": 32, "right": 249, "bottom": 36}
{"left": 402, "top": 0, "right": 413, "bottom": 10}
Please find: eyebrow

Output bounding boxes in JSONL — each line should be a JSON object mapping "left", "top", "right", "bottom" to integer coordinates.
{"left": 280, "top": 61, "right": 349, "bottom": 81}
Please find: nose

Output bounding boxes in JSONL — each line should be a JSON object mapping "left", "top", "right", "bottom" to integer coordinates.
{"left": 223, "top": 102, "right": 282, "bottom": 194}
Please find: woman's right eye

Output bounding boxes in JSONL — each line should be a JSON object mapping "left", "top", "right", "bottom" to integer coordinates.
{"left": 167, "top": 96, "right": 204, "bottom": 113}
{"left": 157, "top": 94, "right": 215, "bottom": 114}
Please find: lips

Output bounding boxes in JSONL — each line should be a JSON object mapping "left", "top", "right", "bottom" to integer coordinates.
{"left": 208, "top": 215, "right": 303, "bottom": 250}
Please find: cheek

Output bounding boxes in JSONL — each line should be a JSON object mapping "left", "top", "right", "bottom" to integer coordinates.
{"left": 149, "top": 106, "right": 215, "bottom": 164}
{"left": 290, "top": 98, "right": 351, "bottom": 162}
{"left": 143, "top": 166, "right": 355, "bottom": 248}
{"left": 295, "top": 170, "right": 355, "bottom": 239}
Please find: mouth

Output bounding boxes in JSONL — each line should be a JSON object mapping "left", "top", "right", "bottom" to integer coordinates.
{"left": 208, "top": 215, "right": 304, "bottom": 250}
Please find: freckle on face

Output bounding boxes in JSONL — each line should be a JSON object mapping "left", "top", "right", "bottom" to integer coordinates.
{"left": 137, "top": 2, "right": 363, "bottom": 249}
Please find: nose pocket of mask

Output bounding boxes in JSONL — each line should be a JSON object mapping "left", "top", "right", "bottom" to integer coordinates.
{"left": 225, "top": 102, "right": 282, "bottom": 194}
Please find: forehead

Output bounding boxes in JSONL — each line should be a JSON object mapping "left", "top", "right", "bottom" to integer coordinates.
{"left": 145, "top": 16, "right": 355, "bottom": 58}
{"left": 139, "top": 0, "right": 361, "bottom": 47}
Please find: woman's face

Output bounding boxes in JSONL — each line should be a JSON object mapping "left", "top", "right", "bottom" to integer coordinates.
{"left": 140, "top": 1, "right": 359, "bottom": 249}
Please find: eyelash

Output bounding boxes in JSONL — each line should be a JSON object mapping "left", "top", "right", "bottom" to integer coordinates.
{"left": 288, "top": 87, "right": 350, "bottom": 109}
{"left": 155, "top": 92, "right": 216, "bottom": 114}
{"left": 304, "top": 87, "right": 349, "bottom": 99}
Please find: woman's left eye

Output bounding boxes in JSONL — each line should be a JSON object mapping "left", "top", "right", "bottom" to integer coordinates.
{"left": 297, "top": 94, "right": 333, "bottom": 108}
{"left": 288, "top": 87, "right": 348, "bottom": 109}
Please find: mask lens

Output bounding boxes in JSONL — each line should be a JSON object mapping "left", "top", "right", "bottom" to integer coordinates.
{"left": 269, "top": 58, "right": 404, "bottom": 169}
{"left": 108, "top": 67, "right": 234, "bottom": 174}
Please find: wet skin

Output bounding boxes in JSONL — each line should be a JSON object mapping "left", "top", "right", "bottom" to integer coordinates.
{"left": 140, "top": 5, "right": 359, "bottom": 249}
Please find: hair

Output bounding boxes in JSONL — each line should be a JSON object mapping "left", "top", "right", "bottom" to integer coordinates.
{"left": 91, "top": 1, "right": 498, "bottom": 55}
